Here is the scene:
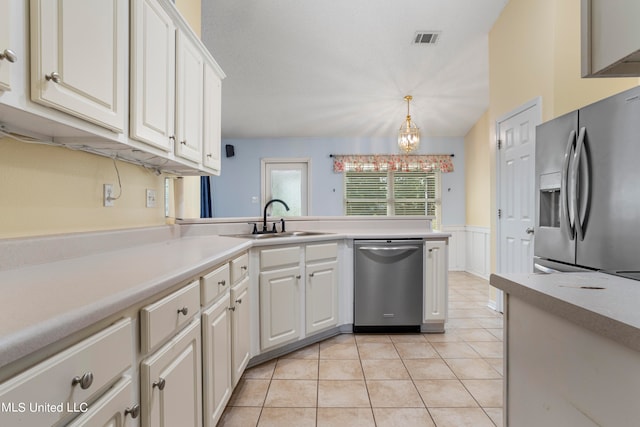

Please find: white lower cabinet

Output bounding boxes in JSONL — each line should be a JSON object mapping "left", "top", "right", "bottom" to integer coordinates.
{"left": 202, "top": 293, "right": 232, "bottom": 427}
{"left": 0, "top": 318, "right": 133, "bottom": 427}
{"left": 141, "top": 319, "right": 202, "bottom": 427}
{"left": 423, "top": 240, "right": 448, "bottom": 323}
{"left": 231, "top": 275, "right": 251, "bottom": 386}
{"left": 66, "top": 377, "right": 138, "bottom": 427}
{"left": 305, "top": 242, "right": 339, "bottom": 335}
{"left": 259, "top": 264, "right": 301, "bottom": 351}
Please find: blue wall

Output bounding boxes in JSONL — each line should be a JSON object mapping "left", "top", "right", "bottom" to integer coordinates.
{"left": 212, "top": 136, "right": 465, "bottom": 227}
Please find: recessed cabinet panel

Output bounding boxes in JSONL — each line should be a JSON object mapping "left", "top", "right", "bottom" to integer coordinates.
{"left": 0, "top": 1, "right": 15, "bottom": 92}
{"left": 230, "top": 252, "right": 249, "bottom": 283}
{"left": 141, "top": 319, "right": 202, "bottom": 427}
{"left": 30, "top": 0, "right": 127, "bottom": 132}
{"left": 260, "top": 266, "right": 301, "bottom": 350}
{"left": 203, "top": 63, "right": 222, "bottom": 173}
{"left": 260, "top": 246, "right": 301, "bottom": 270}
{"left": 306, "top": 260, "right": 338, "bottom": 334}
{"left": 200, "top": 263, "right": 230, "bottom": 306}
{"left": 231, "top": 276, "right": 251, "bottom": 386}
{"left": 175, "top": 30, "right": 203, "bottom": 163}
{"left": 130, "top": 0, "right": 176, "bottom": 151}
{"left": 202, "top": 294, "right": 232, "bottom": 427}
{"left": 424, "top": 240, "right": 448, "bottom": 323}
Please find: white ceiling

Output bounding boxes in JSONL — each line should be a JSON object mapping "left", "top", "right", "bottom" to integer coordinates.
{"left": 202, "top": 0, "right": 508, "bottom": 139}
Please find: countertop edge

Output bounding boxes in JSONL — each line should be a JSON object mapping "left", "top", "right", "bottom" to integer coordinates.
{"left": 490, "top": 273, "right": 640, "bottom": 353}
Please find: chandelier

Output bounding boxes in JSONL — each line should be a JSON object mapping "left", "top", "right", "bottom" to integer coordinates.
{"left": 398, "top": 95, "right": 420, "bottom": 153}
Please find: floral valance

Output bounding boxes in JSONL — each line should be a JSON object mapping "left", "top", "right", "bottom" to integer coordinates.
{"left": 332, "top": 154, "right": 454, "bottom": 173}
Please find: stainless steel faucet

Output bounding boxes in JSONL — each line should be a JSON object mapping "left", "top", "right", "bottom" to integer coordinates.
{"left": 261, "top": 199, "right": 290, "bottom": 233}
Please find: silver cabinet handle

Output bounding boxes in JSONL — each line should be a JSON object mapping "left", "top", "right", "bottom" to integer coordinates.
{"left": 241, "top": 265, "right": 248, "bottom": 271}
{"left": 152, "top": 378, "right": 166, "bottom": 390}
{"left": 0, "top": 49, "right": 17, "bottom": 63}
{"left": 295, "top": 275, "right": 301, "bottom": 279}
{"left": 235, "top": 298, "right": 242, "bottom": 304}
{"left": 526, "top": 227, "right": 535, "bottom": 234}
{"left": 177, "top": 307, "right": 188, "bottom": 316}
{"left": 218, "top": 279, "right": 226, "bottom": 286}
{"left": 228, "top": 306, "right": 236, "bottom": 312}
{"left": 309, "top": 272, "right": 315, "bottom": 277}
{"left": 45, "top": 72, "right": 61, "bottom": 83}
{"left": 180, "top": 140, "right": 187, "bottom": 145}
{"left": 124, "top": 404, "right": 140, "bottom": 419}
{"left": 71, "top": 372, "right": 94, "bottom": 389}
{"left": 206, "top": 153, "right": 212, "bottom": 158}
{"left": 169, "top": 135, "right": 175, "bottom": 142}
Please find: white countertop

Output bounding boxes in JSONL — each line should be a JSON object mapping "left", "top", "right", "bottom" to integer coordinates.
{"left": 0, "top": 225, "right": 449, "bottom": 370}
{"left": 491, "top": 272, "right": 640, "bottom": 352}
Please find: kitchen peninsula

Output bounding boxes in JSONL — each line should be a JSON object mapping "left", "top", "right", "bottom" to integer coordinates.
{"left": 0, "top": 216, "right": 448, "bottom": 426}
{"left": 491, "top": 272, "right": 640, "bottom": 427}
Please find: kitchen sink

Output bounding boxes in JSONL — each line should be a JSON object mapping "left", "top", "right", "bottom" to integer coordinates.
{"left": 225, "top": 231, "right": 334, "bottom": 239}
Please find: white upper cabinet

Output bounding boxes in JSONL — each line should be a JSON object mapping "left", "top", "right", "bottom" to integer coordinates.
{"left": 581, "top": 0, "right": 640, "bottom": 77}
{"left": 130, "top": 0, "right": 176, "bottom": 151}
{"left": 0, "top": 1, "right": 17, "bottom": 92}
{"left": 203, "top": 63, "right": 223, "bottom": 174}
{"left": 175, "top": 30, "right": 204, "bottom": 163}
{"left": 29, "top": 0, "right": 127, "bottom": 132}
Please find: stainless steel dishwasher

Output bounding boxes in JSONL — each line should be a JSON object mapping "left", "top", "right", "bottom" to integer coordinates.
{"left": 354, "top": 239, "right": 423, "bottom": 333}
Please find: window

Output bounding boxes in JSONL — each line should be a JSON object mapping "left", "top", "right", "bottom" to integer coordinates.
{"left": 344, "top": 171, "right": 441, "bottom": 229}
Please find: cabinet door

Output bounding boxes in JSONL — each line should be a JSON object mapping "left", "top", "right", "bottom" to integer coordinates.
{"left": 202, "top": 294, "right": 232, "bottom": 427}
{"left": 202, "top": 63, "right": 222, "bottom": 174}
{"left": 30, "top": 0, "right": 127, "bottom": 132}
{"left": 0, "top": 1, "right": 16, "bottom": 92}
{"left": 231, "top": 275, "right": 250, "bottom": 386}
{"left": 130, "top": 0, "right": 176, "bottom": 151}
{"left": 259, "top": 265, "right": 301, "bottom": 351}
{"left": 424, "top": 240, "right": 448, "bottom": 323}
{"left": 141, "top": 319, "right": 202, "bottom": 427}
{"left": 175, "top": 30, "right": 203, "bottom": 163}
{"left": 306, "top": 260, "right": 338, "bottom": 334}
{"left": 66, "top": 377, "right": 138, "bottom": 427}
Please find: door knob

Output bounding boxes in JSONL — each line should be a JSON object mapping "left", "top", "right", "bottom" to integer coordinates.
{"left": 526, "top": 227, "right": 534, "bottom": 235}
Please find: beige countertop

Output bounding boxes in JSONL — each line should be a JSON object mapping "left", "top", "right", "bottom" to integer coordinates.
{"left": 491, "top": 272, "right": 640, "bottom": 352}
{"left": 0, "top": 225, "right": 449, "bottom": 370}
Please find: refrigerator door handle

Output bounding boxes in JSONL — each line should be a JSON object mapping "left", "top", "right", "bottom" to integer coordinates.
{"left": 561, "top": 129, "right": 576, "bottom": 240}
{"left": 573, "top": 126, "right": 589, "bottom": 241}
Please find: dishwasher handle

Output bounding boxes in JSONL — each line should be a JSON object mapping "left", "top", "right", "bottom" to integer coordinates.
{"left": 358, "top": 246, "right": 421, "bottom": 259}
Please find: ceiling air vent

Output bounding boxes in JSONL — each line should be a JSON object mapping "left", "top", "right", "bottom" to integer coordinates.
{"left": 413, "top": 31, "right": 441, "bottom": 45}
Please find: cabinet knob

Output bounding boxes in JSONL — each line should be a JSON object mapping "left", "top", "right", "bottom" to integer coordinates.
{"left": 218, "top": 279, "right": 226, "bottom": 286}
{"left": 295, "top": 275, "right": 301, "bottom": 279}
{"left": 180, "top": 140, "right": 187, "bottom": 145}
{"left": 0, "top": 49, "right": 17, "bottom": 63}
{"left": 124, "top": 404, "right": 140, "bottom": 419}
{"left": 235, "top": 298, "right": 242, "bottom": 304}
{"left": 152, "top": 377, "right": 166, "bottom": 391}
{"left": 309, "top": 272, "right": 315, "bottom": 278}
{"left": 241, "top": 265, "right": 248, "bottom": 271}
{"left": 206, "top": 153, "right": 212, "bottom": 158}
{"left": 228, "top": 306, "right": 236, "bottom": 312}
{"left": 177, "top": 306, "right": 189, "bottom": 316}
{"left": 169, "top": 135, "right": 176, "bottom": 142}
{"left": 71, "top": 372, "right": 94, "bottom": 390}
{"left": 45, "top": 72, "right": 61, "bottom": 83}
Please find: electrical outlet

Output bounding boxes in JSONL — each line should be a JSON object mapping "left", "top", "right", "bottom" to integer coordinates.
{"left": 146, "top": 189, "right": 157, "bottom": 208}
{"left": 104, "top": 184, "right": 114, "bottom": 207}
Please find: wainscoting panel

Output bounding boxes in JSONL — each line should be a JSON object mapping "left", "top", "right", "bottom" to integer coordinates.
{"left": 465, "top": 226, "right": 491, "bottom": 279}
{"left": 441, "top": 225, "right": 466, "bottom": 271}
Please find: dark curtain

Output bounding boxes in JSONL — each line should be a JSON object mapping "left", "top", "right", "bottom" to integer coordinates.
{"left": 200, "top": 176, "right": 213, "bottom": 218}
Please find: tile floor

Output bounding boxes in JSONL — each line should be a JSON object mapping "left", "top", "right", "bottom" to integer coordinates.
{"left": 218, "top": 272, "right": 503, "bottom": 427}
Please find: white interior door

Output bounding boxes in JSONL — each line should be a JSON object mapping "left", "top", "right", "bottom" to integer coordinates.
{"left": 261, "top": 159, "right": 310, "bottom": 216}
{"left": 496, "top": 100, "right": 540, "bottom": 310}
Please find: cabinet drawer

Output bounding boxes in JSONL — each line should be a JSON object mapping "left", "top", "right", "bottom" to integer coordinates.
{"left": 260, "top": 246, "right": 300, "bottom": 270}
{"left": 306, "top": 242, "right": 338, "bottom": 263}
{"left": 66, "top": 376, "right": 136, "bottom": 427}
{"left": 0, "top": 318, "right": 133, "bottom": 427}
{"left": 140, "top": 280, "right": 200, "bottom": 353}
{"left": 230, "top": 252, "right": 249, "bottom": 283}
{"left": 201, "top": 263, "right": 230, "bottom": 306}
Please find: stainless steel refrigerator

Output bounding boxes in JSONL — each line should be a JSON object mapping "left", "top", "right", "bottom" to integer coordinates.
{"left": 534, "top": 85, "right": 640, "bottom": 280}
